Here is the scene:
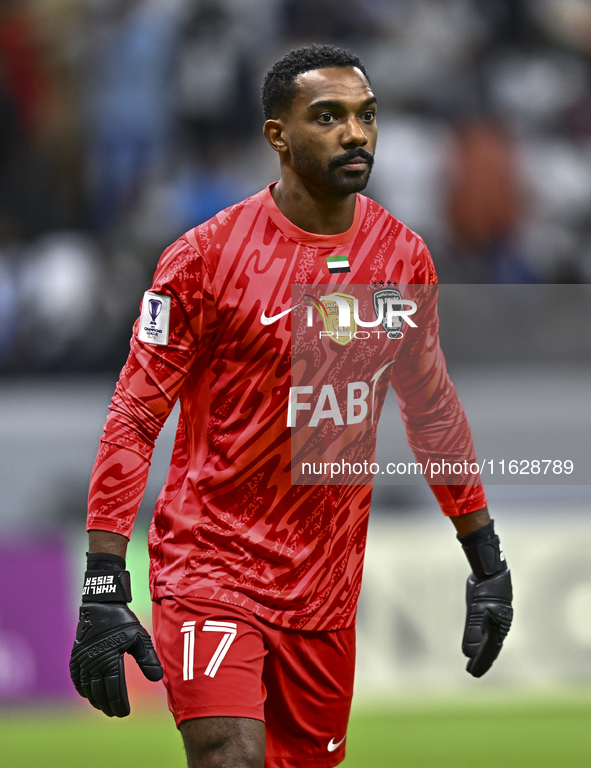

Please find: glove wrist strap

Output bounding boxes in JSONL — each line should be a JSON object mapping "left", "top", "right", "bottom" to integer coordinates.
{"left": 458, "top": 520, "right": 507, "bottom": 580}
{"left": 82, "top": 552, "right": 132, "bottom": 603}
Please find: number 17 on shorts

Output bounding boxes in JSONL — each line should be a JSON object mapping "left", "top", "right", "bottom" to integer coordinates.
{"left": 181, "top": 620, "right": 238, "bottom": 680}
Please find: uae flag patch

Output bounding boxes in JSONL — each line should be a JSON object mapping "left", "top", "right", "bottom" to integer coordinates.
{"left": 326, "top": 255, "right": 350, "bottom": 273}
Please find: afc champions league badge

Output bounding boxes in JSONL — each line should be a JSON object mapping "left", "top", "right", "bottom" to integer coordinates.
{"left": 138, "top": 291, "right": 171, "bottom": 345}
{"left": 372, "top": 286, "right": 404, "bottom": 339}
{"left": 149, "top": 298, "right": 162, "bottom": 325}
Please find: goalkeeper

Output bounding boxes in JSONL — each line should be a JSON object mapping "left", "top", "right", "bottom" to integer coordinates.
{"left": 70, "top": 43, "right": 512, "bottom": 768}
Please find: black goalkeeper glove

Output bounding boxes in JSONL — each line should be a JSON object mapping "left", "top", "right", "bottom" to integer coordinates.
{"left": 458, "top": 521, "right": 513, "bottom": 678}
{"left": 70, "top": 552, "right": 163, "bottom": 717}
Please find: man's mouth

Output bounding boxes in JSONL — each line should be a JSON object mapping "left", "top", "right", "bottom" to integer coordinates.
{"left": 340, "top": 160, "right": 368, "bottom": 170}
{"left": 333, "top": 150, "right": 373, "bottom": 171}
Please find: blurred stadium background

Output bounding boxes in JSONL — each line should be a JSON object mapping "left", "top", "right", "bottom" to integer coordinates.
{"left": 1, "top": 0, "right": 591, "bottom": 765}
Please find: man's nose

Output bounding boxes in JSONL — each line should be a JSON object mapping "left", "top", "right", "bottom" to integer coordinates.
{"left": 341, "top": 115, "right": 368, "bottom": 147}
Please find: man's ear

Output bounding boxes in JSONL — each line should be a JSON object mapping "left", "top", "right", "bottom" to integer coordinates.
{"left": 263, "top": 119, "right": 288, "bottom": 154}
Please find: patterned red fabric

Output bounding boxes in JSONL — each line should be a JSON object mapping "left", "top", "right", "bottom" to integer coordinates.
{"left": 88, "top": 184, "right": 487, "bottom": 630}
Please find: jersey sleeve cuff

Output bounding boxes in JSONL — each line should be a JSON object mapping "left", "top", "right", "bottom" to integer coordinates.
{"left": 429, "top": 484, "right": 488, "bottom": 516}
{"left": 86, "top": 518, "right": 133, "bottom": 540}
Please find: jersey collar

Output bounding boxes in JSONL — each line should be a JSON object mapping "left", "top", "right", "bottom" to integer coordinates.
{"left": 258, "top": 182, "right": 363, "bottom": 248}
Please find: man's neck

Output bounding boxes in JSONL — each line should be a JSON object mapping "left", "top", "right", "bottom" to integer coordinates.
{"left": 271, "top": 178, "right": 357, "bottom": 235}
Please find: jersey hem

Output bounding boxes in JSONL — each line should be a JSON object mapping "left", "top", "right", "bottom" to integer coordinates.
{"left": 151, "top": 585, "right": 356, "bottom": 632}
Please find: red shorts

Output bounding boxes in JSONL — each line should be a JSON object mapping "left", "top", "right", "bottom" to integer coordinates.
{"left": 152, "top": 597, "right": 356, "bottom": 768}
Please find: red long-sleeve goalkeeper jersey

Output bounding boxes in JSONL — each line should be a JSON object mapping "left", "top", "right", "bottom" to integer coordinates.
{"left": 88, "top": 184, "right": 486, "bottom": 631}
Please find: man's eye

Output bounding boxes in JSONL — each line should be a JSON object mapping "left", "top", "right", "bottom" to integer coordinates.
{"left": 362, "top": 111, "right": 376, "bottom": 122}
{"left": 318, "top": 113, "right": 334, "bottom": 123}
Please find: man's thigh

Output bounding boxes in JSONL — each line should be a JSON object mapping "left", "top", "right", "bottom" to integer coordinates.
{"left": 153, "top": 597, "right": 355, "bottom": 767}
{"left": 180, "top": 716, "right": 265, "bottom": 768}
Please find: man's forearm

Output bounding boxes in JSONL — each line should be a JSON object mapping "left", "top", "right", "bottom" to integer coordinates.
{"left": 88, "top": 530, "right": 129, "bottom": 559}
{"left": 449, "top": 506, "right": 490, "bottom": 537}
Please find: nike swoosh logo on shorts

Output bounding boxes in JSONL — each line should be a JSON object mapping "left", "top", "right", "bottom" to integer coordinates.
{"left": 260, "top": 305, "right": 298, "bottom": 325}
{"left": 327, "top": 735, "right": 347, "bottom": 752}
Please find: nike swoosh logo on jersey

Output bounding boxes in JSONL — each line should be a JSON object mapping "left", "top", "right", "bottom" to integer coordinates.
{"left": 327, "top": 735, "right": 347, "bottom": 752}
{"left": 260, "top": 305, "right": 298, "bottom": 325}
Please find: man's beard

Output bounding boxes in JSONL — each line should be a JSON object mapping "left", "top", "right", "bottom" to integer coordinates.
{"left": 291, "top": 144, "right": 374, "bottom": 195}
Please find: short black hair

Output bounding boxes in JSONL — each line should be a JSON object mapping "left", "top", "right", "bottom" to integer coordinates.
{"left": 261, "top": 43, "right": 369, "bottom": 120}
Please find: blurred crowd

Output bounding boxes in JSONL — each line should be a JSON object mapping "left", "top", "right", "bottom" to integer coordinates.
{"left": 1, "top": 0, "right": 591, "bottom": 373}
